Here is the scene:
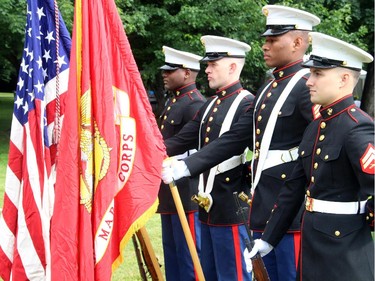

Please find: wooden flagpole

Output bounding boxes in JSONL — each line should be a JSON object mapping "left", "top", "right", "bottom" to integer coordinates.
{"left": 134, "top": 227, "right": 165, "bottom": 280}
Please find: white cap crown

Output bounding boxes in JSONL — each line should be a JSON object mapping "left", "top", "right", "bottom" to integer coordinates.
{"left": 303, "top": 32, "right": 373, "bottom": 70}
{"left": 160, "top": 46, "right": 202, "bottom": 71}
{"left": 200, "top": 35, "right": 251, "bottom": 61}
{"left": 262, "top": 5, "right": 320, "bottom": 36}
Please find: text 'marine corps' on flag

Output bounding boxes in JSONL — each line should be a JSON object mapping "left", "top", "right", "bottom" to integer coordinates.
{"left": 0, "top": 0, "right": 71, "bottom": 280}
{"left": 50, "top": 0, "right": 166, "bottom": 280}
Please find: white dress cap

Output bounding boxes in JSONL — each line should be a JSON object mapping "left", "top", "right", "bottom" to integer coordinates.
{"left": 200, "top": 35, "right": 251, "bottom": 61}
{"left": 303, "top": 32, "right": 373, "bottom": 70}
{"left": 160, "top": 46, "right": 202, "bottom": 71}
{"left": 261, "top": 5, "right": 320, "bottom": 36}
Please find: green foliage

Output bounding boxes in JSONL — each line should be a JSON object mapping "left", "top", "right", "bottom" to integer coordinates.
{"left": 118, "top": 0, "right": 268, "bottom": 95}
{"left": 58, "top": 0, "right": 74, "bottom": 34}
{"left": 0, "top": 0, "right": 373, "bottom": 96}
{"left": 113, "top": 0, "right": 373, "bottom": 96}
{"left": 0, "top": 0, "right": 74, "bottom": 89}
{"left": 0, "top": 0, "right": 25, "bottom": 85}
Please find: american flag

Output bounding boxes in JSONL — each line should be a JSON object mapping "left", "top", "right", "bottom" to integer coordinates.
{"left": 0, "top": 0, "right": 71, "bottom": 280}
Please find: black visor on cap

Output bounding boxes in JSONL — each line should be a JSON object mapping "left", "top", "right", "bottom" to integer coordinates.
{"left": 302, "top": 55, "right": 361, "bottom": 71}
{"left": 201, "top": 52, "right": 245, "bottom": 62}
{"left": 201, "top": 52, "right": 228, "bottom": 62}
{"left": 261, "top": 25, "right": 296, "bottom": 37}
{"left": 159, "top": 62, "right": 183, "bottom": 71}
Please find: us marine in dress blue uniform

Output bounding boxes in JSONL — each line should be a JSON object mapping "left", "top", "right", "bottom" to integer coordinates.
{"left": 247, "top": 32, "right": 374, "bottom": 281}
{"left": 164, "top": 6, "right": 322, "bottom": 281}
{"left": 157, "top": 46, "right": 206, "bottom": 281}
{"left": 163, "top": 35, "right": 254, "bottom": 281}
{"left": 249, "top": 8, "right": 321, "bottom": 280}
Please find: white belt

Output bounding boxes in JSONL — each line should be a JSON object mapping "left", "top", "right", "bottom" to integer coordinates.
{"left": 305, "top": 197, "right": 367, "bottom": 214}
{"left": 199, "top": 151, "right": 248, "bottom": 196}
{"left": 171, "top": 149, "right": 197, "bottom": 161}
{"left": 263, "top": 147, "right": 299, "bottom": 170}
{"left": 216, "top": 155, "right": 242, "bottom": 174}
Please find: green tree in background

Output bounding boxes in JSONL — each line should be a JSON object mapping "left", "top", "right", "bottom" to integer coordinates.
{"left": 0, "top": 0, "right": 25, "bottom": 85}
{"left": 0, "top": 0, "right": 373, "bottom": 115}
{"left": 117, "top": 0, "right": 267, "bottom": 114}
{"left": 0, "top": 0, "right": 73, "bottom": 90}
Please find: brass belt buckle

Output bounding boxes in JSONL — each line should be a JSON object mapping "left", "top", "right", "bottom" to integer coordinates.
{"left": 305, "top": 197, "right": 314, "bottom": 212}
{"left": 238, "top": 191, "right": 252, "bottom": 206}
{"left": 191, "top": 193, "right": 213, "bottom": 213}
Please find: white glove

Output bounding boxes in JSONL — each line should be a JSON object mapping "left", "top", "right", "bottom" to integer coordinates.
{"left": 246, "top": 239, "right": 273, "bottom": 258}
{"left": 161, "top": 158, "right": 191, "bottom": 184}
{"left": 243, "top": 239, "right": 273, "bottom": 273}
{"left": 243, "top": 247, "right": 253, "bottom": 273}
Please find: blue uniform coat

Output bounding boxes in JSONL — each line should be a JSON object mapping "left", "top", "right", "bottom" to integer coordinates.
{"left": 157, "top": 82, "right": 205, "bottom": 213}
{"left": 262, "top": 95, "right": 374, "bottom": 281}
{"left": 165, "top": 81, "right": 254, "bottom": 225}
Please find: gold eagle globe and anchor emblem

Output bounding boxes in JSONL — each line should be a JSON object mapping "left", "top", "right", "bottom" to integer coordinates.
{"left": 79, "top": 90, "right": 111, "bottom": 213}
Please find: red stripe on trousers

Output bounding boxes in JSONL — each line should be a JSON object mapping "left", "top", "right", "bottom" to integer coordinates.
{"left": 293, "top": 232, "right": 301, "bottom": 269}
{"left": 232, "top": 226, "right": 243, "bottom": 281}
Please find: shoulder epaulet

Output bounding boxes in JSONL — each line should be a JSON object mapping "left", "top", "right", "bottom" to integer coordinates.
{"left": 347, "top": 107, "right": 374, "bottom": 123}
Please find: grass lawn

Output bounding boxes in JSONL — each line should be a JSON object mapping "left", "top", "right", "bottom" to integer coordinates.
{"left": 0, "top": 93, "right": 165, "bottom": 280}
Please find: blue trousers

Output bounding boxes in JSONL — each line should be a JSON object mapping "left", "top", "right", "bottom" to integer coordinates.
{"left": 161, "top": 212, "right": 201, "bottom": 281}
{"left": 253, "top": 232, "right": 300, "bottom": 281}
{"left": 200, "top": 223, "right": 252, "bottom": 281}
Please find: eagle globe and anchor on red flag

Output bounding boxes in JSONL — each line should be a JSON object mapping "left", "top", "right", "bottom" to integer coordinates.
{"left": 79, "top": 87, "right": 136, "bottom": 213}
{"left": 78, "top": 86, "right": 137, "bottom": 262}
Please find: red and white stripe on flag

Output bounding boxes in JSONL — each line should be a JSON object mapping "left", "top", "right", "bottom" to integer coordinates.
{"left": 0, "top": 0, "right": 71, "bottom": 280}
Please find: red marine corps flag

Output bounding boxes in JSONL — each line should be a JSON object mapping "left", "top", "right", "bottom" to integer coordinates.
{"left": 50, "top": 0, "right": 165, "bottom": 280}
